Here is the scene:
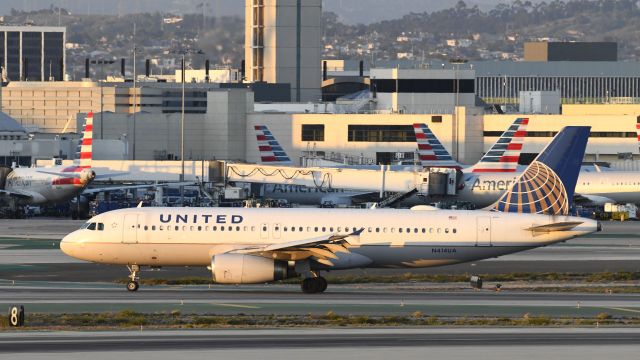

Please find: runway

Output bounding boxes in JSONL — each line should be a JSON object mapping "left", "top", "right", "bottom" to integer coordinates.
{"left": 1, "top": 282, "right": 639, "bottom": 317}
{"left": 0, "top": 328, "right": 639, "bottom": 359}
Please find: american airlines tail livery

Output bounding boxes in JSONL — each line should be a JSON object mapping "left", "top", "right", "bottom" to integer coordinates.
{"left": 413, "top": 117, "right": 528, "bottom": 171}
{"left": 61, "top": 126, "right": 598, "bottom": 294}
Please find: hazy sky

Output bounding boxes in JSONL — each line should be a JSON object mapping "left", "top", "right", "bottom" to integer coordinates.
{"left": 0, "top": 1, "right": 542, "bottom": 24}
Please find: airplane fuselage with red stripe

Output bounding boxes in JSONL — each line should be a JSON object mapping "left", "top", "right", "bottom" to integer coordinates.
{"left": 4, "top": 166, "right": 93, "bottom": 204}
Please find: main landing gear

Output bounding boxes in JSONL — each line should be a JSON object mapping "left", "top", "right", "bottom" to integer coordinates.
{"left": 126, "top": 264, "right": 140, "bottom": 292}
{"left": 301, "top": 276, "right": 327, "bottom": 294}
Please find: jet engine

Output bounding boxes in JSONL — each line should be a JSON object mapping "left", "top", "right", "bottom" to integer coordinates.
{"left": 0, "top": 166, "right": 13, "bottom": 190}
{"left": 211, "top": 254, "right": 295, "bottom": 284}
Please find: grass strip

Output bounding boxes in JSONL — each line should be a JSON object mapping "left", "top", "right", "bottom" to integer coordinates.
{"left": 0, "top": 310, "right": 635, "bottom": 331}
{"left": 115, "top": 271, "right": 640, "bottom": 286}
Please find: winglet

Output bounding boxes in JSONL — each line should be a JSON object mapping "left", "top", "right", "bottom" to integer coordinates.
{"left": 488, "top": 126, "right": 590, "bottom": 215}
{"left": 412, "top": 123, "right": 460, "bottom": 168}
{"left": 350, "top": 227, "right": 365, "bottom": 236}
{"left": 470, "top": 117, "right": 528, "bottom": 173}
{"left": 254, "top": 125, "right": 292, "bottom": 164}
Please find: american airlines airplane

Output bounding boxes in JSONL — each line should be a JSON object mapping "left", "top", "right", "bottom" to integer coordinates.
{"left": 415, "top": 118, "right": 640, "bottom": 206}
{"left": 241, "top": 120, "right": 528, "bottom": 206}
{"left": 61, "top": 126, "right": 599, "bottom": 293}
{"left": 0, "top": 114, "right": 98, "bottom": 205}
{"left": 0, "top": 113, "right": 178, "bottom": 211}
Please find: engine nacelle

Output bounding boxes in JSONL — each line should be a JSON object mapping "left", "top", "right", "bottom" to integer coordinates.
{"left": 211, "top": 254, "right": 295, "bottom": 284}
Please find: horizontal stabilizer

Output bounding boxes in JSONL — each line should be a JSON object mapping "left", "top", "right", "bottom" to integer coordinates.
{"left": 526, "top": 221, "right": 584, "bottom": 233}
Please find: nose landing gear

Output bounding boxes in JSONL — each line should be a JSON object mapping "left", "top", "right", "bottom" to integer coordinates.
{"left": 126, "top": 264, "right": 140, "bottom": 292}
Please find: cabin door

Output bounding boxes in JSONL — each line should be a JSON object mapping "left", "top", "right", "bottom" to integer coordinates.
{"left": 476, "top": 216, "right": 491, "bottom": 246}
{"left": 122, "top": 214, "right": 139, "bottom": 244}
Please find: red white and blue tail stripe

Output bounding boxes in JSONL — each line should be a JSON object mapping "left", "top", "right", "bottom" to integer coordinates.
{"left": 255, "top": 125, "right": 292, "bottom": 164}
{"left": 636, "top": 117, "right": 640, "bottom": 152}
{"left": 412, "top": 123, "right": 460, "bottom": 168}
{"left": 76, "top": 112, "right": 93, "bottom": 169}
{"left": 469, "top": 117, "right": 528, "bottom": 173}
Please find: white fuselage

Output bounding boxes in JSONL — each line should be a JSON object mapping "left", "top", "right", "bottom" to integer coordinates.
{"left": 61, "top": 207, "right": 597, "bottom": 270}
{"left": 4, "top": 166, "right": 94, "bottom": 205}
{"left": 452, "top": 171, "right": 640, "bottom": 208}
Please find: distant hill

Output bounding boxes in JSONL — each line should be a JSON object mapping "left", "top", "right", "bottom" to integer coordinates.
{"left": 0, "top": 0, "right": 543, "bottom": 24}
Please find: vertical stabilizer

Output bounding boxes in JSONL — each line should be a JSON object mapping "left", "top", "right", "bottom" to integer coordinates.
{"left": 77, "top": 112, "right": 93, "bottom": 169}
{"left": 470, "top": 117, "right": 528, "bottom": 173}
{"left": 487, "top": 126, "right": 590, "bottom": 215}
{"left": 412, "top": 123, "right": 460, "bottom": 168}
{"left": 254, "top": 125, "right": 292, "bottom": 164}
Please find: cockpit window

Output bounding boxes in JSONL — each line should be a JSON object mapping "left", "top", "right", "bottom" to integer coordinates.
{"left": 97, "top": 223, "right": 104, "bottom": 231}
{"left": 80, "top": 223, "right": 90, "bottom": 229}
{"left": 87, "top": 223, "right": 96, "bottom": 230}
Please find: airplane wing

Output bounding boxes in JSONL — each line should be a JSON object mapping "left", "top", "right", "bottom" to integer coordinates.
{"left": 36, "top": 170, "right": 83, "bottom": 178}
{"left": 0, "top": 189, "right": 34, "bottom": 199}
{"left": 231, "top": 228, "right": 364, "bottom": 266}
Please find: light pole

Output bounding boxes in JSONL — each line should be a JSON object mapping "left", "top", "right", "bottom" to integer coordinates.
{"left": 449, "top": 58, "right": 467, "bottom": 162}
{"left": 90, "top": 59, "right": 115, "bottom": 139}
{"left": 169, "top": 48, "right": 204, "bottom": 206}
{"left": 181, "top": 54, "right": 185, "bottom": 206}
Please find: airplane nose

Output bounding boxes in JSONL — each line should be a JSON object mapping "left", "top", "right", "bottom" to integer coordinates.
{"left": 60, "top": 233, "right": 77, "bottom": 257}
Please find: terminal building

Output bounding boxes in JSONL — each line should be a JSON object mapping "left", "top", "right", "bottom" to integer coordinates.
{"left": 0, "top": 26, "right": 66, "bottom": 81}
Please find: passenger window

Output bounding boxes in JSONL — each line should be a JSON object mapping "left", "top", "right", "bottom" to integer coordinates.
{"left": 205, "top": 226, "right": 209, "bottom": 231}
{"left": 228, "top": 226, "right": 233, "bottom": 231}
{"left": 391, "top": 228, "right": 395, "bottom": 233}
{"left": 175, "top": 226, "right": 179, "bottom": 231}
{"left": 183, "top": 226, "right": 187, "bottom": 231}
{"left": 213, "top": 226, "right": 217, "bottom": 231}
{"left": 262, "top": 226, "right": 267, "bottom": 231}
{"left": 244, "top": 226, "right": 248, "bottom": 231}
{"left": 221, "top": 227, "right": 225, "bottom": 232}
{"left": 383, "top": 228, "right": 387, "bottom": 233}
{"left": 445, "top": 228, "right": 449, "bottom": 234}
{"left": 414, "top": 228, "right": 418, "bottom": 233}
{"left": 406, "top": 228, "right": 411, "bottom": 233}
{"left": 151, "top": 225, "right": 156, "bottom": 231}
{"left": 284, "top": 227, "right": 288, "bottom": 232}
{"left": 252, "top": 226, "right": 256, "bottom": 231}
{"left": 368, "top": 227, "right": 372, "bottom": 232}
{"left": 299, "top": 227, "right": 303, "bottom": 232}
{"left": 422, "top": 228, "right": 426, "bottom": 233}
{"left": 314, "top": 227, "right": 319, "bottom": 232}
{"left": 437, "top": 228, "right": 441, "bottom": 234}
{"left": 453, "top": 228, "right": 457, "bottom": 234}
{"left": 189, "top": 226, "right": 194, "bottom": 231}
{"left": 291, "top": 227, "right": 295, "bottom": 232}
{"left": 330, "top": 227, "right": 334, "bottom": 232}
{"left": 236, "top": 226, "right": 240, "bottom": 231}
{"left": 160, "top": 225, "right": 164, "bottom": 230}
{"left": 322, "top": 227, "right": 326, "bottom": 232}
{"left": 345, "top": 227, "right": 349, "bottom": 232}
{"left": 198, "top": 226, "right": 202, "bottom": 231}
{"left": 399, "top": 228, "right": 403, "bottom": 233}
{"left": 376, "top": 228, "right": 380, "bottom": 233}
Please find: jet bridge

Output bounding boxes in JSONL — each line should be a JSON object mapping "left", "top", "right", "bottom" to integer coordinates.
{"left": 219, "top": 162, "right": 459, "bottom": 198}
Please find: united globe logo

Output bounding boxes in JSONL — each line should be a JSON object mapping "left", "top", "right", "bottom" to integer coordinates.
{"left": 490, "top": 161, "right": 569, "bottom": 215}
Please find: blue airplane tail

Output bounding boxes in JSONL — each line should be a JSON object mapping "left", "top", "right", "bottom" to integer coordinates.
{"left": 488, "top": 126, "right": 590, "bottom": 215}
